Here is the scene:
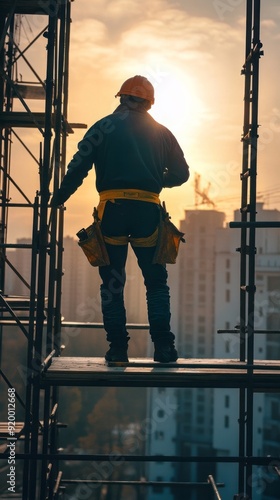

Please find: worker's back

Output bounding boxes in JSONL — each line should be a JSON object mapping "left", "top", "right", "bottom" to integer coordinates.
{"left": 84, "top": 103, "right": 187, "bottom": 193}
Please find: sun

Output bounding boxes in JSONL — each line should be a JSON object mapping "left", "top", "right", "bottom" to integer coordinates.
{"left": 149, "top": 73, "right": 204, "bottom": 144}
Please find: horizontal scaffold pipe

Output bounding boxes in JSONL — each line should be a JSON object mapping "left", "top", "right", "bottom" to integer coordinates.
{"left": 230, "top": 221, "right": 280, "bottom": 228}
{"left": 61, "top": 479, "right": 224, "bottom": 488}
{"left": 9, "top": 453, "right": 280, "bottom": 465}
{"left": 61, "top": 322, "right": 149, "bottom": 330}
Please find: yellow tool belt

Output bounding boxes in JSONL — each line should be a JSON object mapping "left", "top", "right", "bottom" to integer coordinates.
{"left": 97, "top": 189, "right": 160, "bottom": 247}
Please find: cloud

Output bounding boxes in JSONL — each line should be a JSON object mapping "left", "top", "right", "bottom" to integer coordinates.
{"left": 70, "top": 0, "right": 243, "bottom": 78}
{"left": 70, "top": 19, "right": 109, "bottom": 65}
{"left": 67, "top": 0, "right": 245, "bottom": 160}
{"left": 261, "top": 19, "right": 277, "bottom": 29}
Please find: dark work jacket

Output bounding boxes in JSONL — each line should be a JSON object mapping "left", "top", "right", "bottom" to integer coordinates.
{"left": 53, "top": 103, "right": 190, "bottom": 206}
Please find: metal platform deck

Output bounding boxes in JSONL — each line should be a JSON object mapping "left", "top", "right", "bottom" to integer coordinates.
{"left": 42, "top": 357, "right": 280, "bottom": 389}
{"left": 0, "top": 112, "right": 86, "bottom": 132}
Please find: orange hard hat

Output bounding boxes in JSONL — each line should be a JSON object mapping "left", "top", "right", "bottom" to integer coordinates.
{"left": 115, "top": 75, "right": 155, "bottom": 104}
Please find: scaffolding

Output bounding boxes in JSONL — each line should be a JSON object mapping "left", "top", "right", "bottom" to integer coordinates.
{"left": 0, "top": 0, "right": 280, "bottom": 499}
{"left": 0, "top": 1, "right": 85, "bottom": 498}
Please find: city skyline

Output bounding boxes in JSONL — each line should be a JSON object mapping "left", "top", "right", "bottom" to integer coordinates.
{"left": 2, "top": 203, "right": 280, "bottom": 498}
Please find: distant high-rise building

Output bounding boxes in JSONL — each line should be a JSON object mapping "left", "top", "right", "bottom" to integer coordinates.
{"left": 62, "top": 235, "right": 102, "bottom": 323}
{"left": 5, "top": 239, "right": 33, "bottom": 297}
{"left": 175, "top": 209, "right": 225, "bottom": 359}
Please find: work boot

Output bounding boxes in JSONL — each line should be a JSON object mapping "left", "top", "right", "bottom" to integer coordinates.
{"left": 105, "top": 345, "right": 128, "bottom": 362}
{"left": 154, "top": 337, "right": 178, "bottom": 363}
{"left": 105, "top": 336, "right": 130, "bottom": 362}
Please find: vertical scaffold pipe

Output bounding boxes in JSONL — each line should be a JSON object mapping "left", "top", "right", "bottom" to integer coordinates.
{"left": 46, "top": 2, "right": 69, "bottom": 496}
{"left": 247, "top": 0, "right": 261, "bottom": 367}
{"left": 238, "top": 0, "right": 253, "bottom": 495}
{"left": 29, "top": 9, "right": 58, "bottom": 498}
{"left": 246, "top": 1, "right": 261, "bottom": 498}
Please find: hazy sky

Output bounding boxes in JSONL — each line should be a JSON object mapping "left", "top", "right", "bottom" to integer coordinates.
{"left": 8, "top": 0, "right": 280, "bottom": 239}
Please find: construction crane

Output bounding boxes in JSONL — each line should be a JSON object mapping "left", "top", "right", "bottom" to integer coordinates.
{"left": 194, "top": 172, "right": 216, "bottom": 208}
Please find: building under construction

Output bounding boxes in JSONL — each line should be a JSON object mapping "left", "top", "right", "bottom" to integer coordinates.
{"left": 0, "top": 0, "right": 280, "bottom": 499}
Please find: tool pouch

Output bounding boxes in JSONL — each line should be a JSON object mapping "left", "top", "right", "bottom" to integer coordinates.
{"left": 152, "top": 202, "right": 185, "bottom": 265}
{"left": 76, "top": 208, "right": 110, "bottom": 267}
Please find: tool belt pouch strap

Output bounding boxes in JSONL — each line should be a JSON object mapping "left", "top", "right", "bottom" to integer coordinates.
{"left": 152, "top": 204, "right": 185, "bottom": 265}
{"left": 78, "top": 221, "right": 110, "bottom": 267}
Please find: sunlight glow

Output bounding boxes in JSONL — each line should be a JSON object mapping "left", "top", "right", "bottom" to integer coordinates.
{"left": 150, "top": 73, "right": 205, "bottom": 142}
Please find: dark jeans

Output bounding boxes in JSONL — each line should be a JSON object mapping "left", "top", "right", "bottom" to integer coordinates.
{"left": 99, "top": 200, "right": 171, "bottom": 344}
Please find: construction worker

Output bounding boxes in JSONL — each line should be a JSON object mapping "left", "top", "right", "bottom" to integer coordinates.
{"left": 51, "top": 75, "right": 190, "bottom": 363}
